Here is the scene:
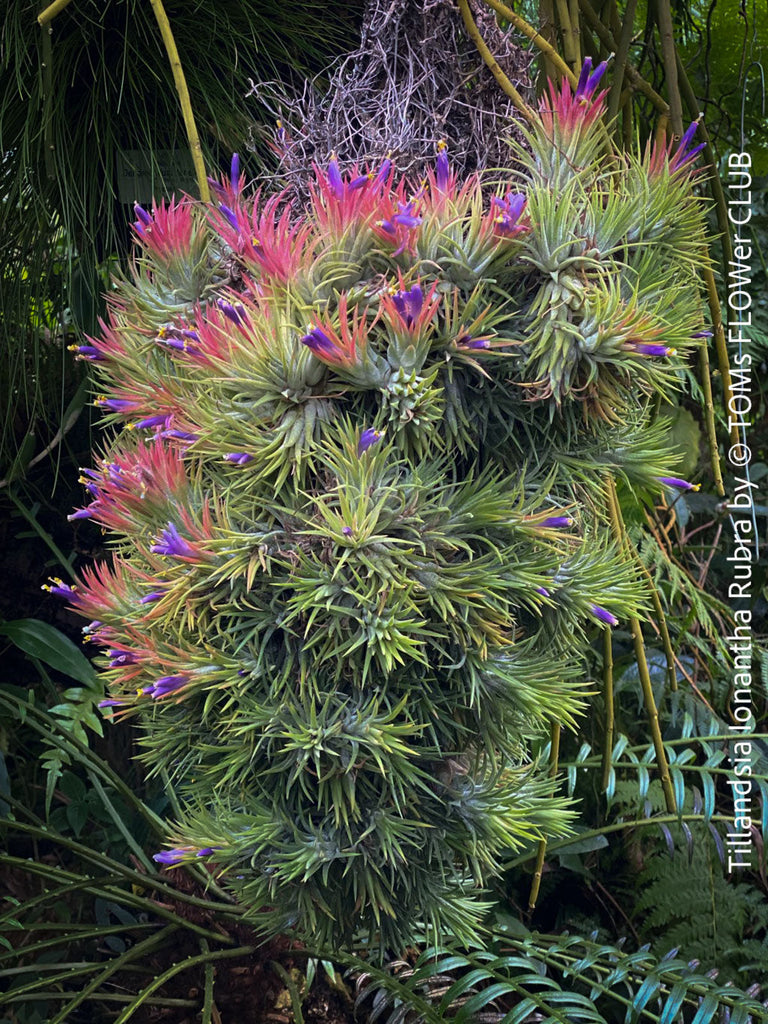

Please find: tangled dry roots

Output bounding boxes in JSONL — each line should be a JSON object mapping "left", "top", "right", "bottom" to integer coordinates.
{"left": 247, "top": 0, "right": 534, "bottom": 193}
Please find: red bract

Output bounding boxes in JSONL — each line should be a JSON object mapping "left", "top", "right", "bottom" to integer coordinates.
{"left": 132, "top": 197, "right": 197, "bottom": 261}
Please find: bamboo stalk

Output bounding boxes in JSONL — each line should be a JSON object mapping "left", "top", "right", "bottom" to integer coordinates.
{"left": 37, "top": 0, "right": 73, "bottom": 26}
{"left": 654, "top": 0, "right": 683, "bottom": 135}
{"left": 568, "top": 0, "right": 582, "bottom": 66}
{"left": 578, "top": 0, "right": 669, "bottom": 114}
{"left": 605, "top": 478, "right": 676, "bottom": 815}
{"left": 606, "top": 0, "right": 639, "bottom": 125}
{"left": 538, "top": 0, "right": 560, "bottom": 84}
{"left": 554, "top": 0, "right": 579, "bottom": 70}
{"left": 148, "top": 0, "right": 211, "bottom": 203}
{"left": 457, "top": 0, "right": 537, "bottom": 123}
{"left": 528, "top": 721, "right": 561, "bottom": 913}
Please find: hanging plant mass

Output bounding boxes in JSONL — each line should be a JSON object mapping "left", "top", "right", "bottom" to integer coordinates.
{"left": 52, "top": 61, "right": 708, "bottom": 953}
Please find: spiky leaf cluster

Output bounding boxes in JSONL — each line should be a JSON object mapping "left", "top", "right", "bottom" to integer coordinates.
{"left": 58, "top": 73, "right": 708, "bottom": 951}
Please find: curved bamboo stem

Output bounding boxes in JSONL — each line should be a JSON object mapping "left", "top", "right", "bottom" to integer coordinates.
{"left": 148, "top": 0, "right": 211, "bottom": 203}
{"left": 38, "top": 0, "right": 73, "bottom": 25}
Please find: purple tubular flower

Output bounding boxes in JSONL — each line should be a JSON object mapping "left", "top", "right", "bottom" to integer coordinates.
{"left": 629, "top": 343, "right": 675, "bottom": 357}
{"left": 541, "top": 516, "right": 573, "bottom": 528}
{"left": 109, "top": 652, "right": 140, "bottom": 667}
{"left": 301, "top": 326, "right": 339, "bottom": 358}
{"left": 342, "top": 526, "right": 353, "bottom": 536}
{"left": 150, "top": 674, "right": 189, "bottom": 698}
{"left": 435, "top": 142, "right": 450, "bottom": 191}
{"left": 349, "top": 174, "right": 369, "bottom": 191}
{"left": 392, "top": 284, "right": 424, "bottom": 326}
{"left": 692, "top": 330, "right": 713, "bottom": 339}
{"left": 67, "top": 508, "right": 93, "bottom": 521}
{"left": 96, "top": 397, "right": 137, "bottom": 413}
{"left": 196, "top": 846, "right": 219, "bottom": 857}
{"left": 161, "top": 430, "right": 199, "bottom": 442}
{"left": 153, "top": 848, "right": 189, "bottom": 865}
{"left": 224, "top": 452, "right": 254, "bottom": 465}
{"left": 134, "top": 203, "right": 152, "bottom": 226}
{"left": 457, "top": 335, "right": 490, "bottom": 350}
{"left": 393, "top": 204, "right": 422, "bottom": 229}
{"left": 68, "top": 344, "right": 102, "bottom": 361}
{"left": 219, "top": 204, "right": 239, "bottom": 232}
{"left": 42, "top": 578, "right": 75, "bottom": 599}
{"left": 371, "top": 157, "right": 392, "bottom": 187}
{"left": 657, "top": 476, "right": 701, "bottom": 492}
{"left": 590, "top": 604, "right": 619, "bottom": 627}
{"left": 230, "top": 152, "right": 240, "bottom": 185}
{"left": 492, "top": 192, "right": 526, "bottom": 235}
{"left": 671, "top": 120, "right": 705, "bottom": 171}
{"left": 328, "top": 156, "right": 344, "bottom": 200}
{"left": 99, "top": 699, "right": 125, "bottom": 708}
{"left": 358, "top": 428, "right": 383, "bottom": 455}
{"left": 535, "top": 586, "right": 551, "bottom": 597}
{"left": 140, "top": 590, "right": 166, "bottom": 604}
{"left": 151, "top": 522, "right": 198, "bottom": 559}
{"left": 216, "top": 299, "right": 247, "bottom": 326}
{"left": 133, "top": 414, "right": 170, "bottom": 430}
{"left": 575, "top": 57, "right": 608, "bottom": 100}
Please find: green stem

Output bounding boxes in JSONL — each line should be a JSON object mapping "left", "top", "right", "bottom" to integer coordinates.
{"left": 528, "top": 722, "right": 561, "bottom": 914}
{"left": 601, "top": 627, "right": 614, "bottom": 791}
{"left": 113, "top": 945, "right": 256, "bottom": 1024}
{"left": 147, "top": 0, "right": 210, "bottom": 203}
{"left": 653, "top": 0, "right": 683, "bottom": 135}
{"left": 37, "top": 0, "right": 74, "bottom": 25}
{"left": 505, "top": 812, "right": 737, "bottom": 867}
{"left": 8, "top": 491, "right": 76, "bottom": 576}
{"left": 606, "top": 0, "right": 639, "bottom": 125}
{"left": 48, "top": 925, "right": 179, "bottom": 1024}
{"left": 605, "top": 477, "right": 676, "bottom": 814}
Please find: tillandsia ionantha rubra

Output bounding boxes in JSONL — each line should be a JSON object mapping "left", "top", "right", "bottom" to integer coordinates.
{"left": 53, "top": 64, "right": 708, "bottom": 953}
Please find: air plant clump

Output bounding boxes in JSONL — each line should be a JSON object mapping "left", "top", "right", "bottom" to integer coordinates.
{"left": 56, "top": 66, "right": 708, "bottom": 953}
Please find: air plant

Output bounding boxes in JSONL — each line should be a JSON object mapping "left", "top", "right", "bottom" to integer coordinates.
{"left": 52, "top": 64, "right": 708, "bottom": 954}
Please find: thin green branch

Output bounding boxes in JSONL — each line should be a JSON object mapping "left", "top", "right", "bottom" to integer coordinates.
{"left": 606, "top": 0, "right": 639, "bottom": 124}
{"left": 605, "top": 477, "right": 676, "bottom": 814}
{"left": 147, "top": 0, "right": 211, "bottom": 202}
{"left": 601, "top": 627, "right": 614, "bottom": 791}
{"left": 528, "top": 721, "right": 561, "bottom": 913}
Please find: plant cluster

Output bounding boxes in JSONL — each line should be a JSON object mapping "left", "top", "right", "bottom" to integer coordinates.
{"left": 51, "top": 60, "right": 712, "bottom": 953}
